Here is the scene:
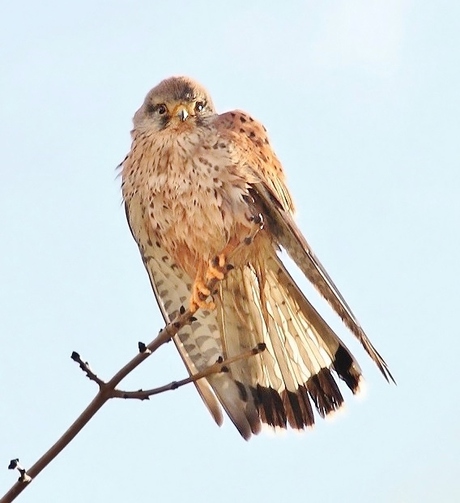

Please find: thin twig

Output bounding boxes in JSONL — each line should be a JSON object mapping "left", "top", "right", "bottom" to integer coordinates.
{"left": 0, "top": 289, "right": 210, "bottom": 503}
{"left": 114, "top": 342, "right": 266, "bottom": 400}
{"left": 70, "top": 352, "right": 105, "bottom": 387}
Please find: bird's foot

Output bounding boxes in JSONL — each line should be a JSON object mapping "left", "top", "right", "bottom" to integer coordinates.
{"left": 190, "top": 280, "right": 215, "bottom": 313}
{"left": 206, "top": 254, "right": 228, "bottom": 281}
{"left": 189, "top": 254, "right": 234, "bottom": 313}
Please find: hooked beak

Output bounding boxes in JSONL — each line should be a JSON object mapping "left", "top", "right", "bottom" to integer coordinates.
{"left": 173, "top": 104, "right": 191, "bottom": 122}
{"left": 178, "top": 107, "right": 188, "bottom": 121}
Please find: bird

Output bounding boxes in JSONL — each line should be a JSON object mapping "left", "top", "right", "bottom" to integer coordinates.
{"left": 121, "top": 76, "right": 393, "bottom": 440}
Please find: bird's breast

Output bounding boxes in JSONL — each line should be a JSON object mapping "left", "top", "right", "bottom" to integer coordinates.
{"left": 123, "top": 130, "right": 255, "bottom": 272}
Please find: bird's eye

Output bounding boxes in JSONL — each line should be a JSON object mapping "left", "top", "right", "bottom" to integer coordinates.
{"left": 156, "top": 104, "right": 167, "bottom": 115}
{"left": 195, "top": 101, "right": 206, "bottom": 113}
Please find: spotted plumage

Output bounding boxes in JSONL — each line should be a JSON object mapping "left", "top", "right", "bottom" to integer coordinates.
{"left": 121, "top": 76, "right": 393, "bottom": 439}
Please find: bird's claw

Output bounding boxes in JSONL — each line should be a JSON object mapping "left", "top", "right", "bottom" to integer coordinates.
{"left": 189, "top": 254, "right": 234, "bottom": 313}
{"left": 190, "top": 280, "right": 215, "bottom": 313}
{"left": 206, "top": 254, "right": 229, "bottom": 281}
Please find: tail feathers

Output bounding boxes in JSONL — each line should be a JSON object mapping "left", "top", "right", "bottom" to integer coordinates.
{"left": 207, "top": 374, "right": 261, "bottom": 440}
{"left": 214, "top": 252, "right": 363, "bottom": 436}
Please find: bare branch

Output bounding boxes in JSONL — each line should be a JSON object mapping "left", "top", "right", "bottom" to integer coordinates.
{"left": 1, "top": 271, "right": 231, "bottom": 502}
{"left": 0, "top": 299, "right": 201, "bottom": 502}
{"left": 70, "top": 352, "right": 105, "bottom": 387}
{"left": 114, "top": 342, "right": 267, "bottom": 400}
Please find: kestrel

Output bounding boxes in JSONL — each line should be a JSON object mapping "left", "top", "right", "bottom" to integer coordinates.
{"left": 121, "top": 76, "right": 393, "bottom": 439}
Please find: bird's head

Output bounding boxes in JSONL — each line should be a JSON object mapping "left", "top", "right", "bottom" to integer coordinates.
{"left": 133, "top": 76, "right": 215, "bottom": 132}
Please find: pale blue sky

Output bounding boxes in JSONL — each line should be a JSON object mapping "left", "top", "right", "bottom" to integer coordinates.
{"left": 1, "top": 1, "right": 459, "bottom": 502}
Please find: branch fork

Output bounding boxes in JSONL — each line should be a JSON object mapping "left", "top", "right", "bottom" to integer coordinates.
{"left": 1, "top": 265, "right": 265, "bottom": 503}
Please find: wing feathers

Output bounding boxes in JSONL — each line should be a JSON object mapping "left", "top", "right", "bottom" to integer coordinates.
{"left": 124, "top": 201, "right": 225, "bottom": 426}
{"left": 251, "top": 183, "right": 394, "bottom": 383}
{"left": 216, "top": 110, "right": 392, "bottom": 383}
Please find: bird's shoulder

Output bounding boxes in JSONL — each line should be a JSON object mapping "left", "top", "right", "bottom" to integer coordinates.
{"left": 210, "top": 110, "right": 294, "bottom": 213}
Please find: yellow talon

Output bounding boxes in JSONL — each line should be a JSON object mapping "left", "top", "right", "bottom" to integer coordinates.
{"left": 206, "top": 266, "right": 225, "bottom": 281}
{"left": 190, "top": 280, "right": 216, "bottom": 313}
{"left": 196, "top": 280, "right": 211, "bottom": 297}
{"left": 190, "top": 253, "right": 232, "bottom": 313}
{"left": 217, "top": 253, "right": 226, "bottom": 268}
{"left": 206, "top": 254, "right": 227, "bottom": 281}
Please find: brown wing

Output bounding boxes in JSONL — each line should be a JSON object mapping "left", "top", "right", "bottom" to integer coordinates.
{"left": 124, "top": 198, "right": 224, "bottom": 426}
{"left": 214, "top": 110, "right": 394, "bottom": 383}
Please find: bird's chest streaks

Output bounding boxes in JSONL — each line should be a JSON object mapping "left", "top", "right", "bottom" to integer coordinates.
{"left": 137, "top": 132, "right": 252, "bottom": 261}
